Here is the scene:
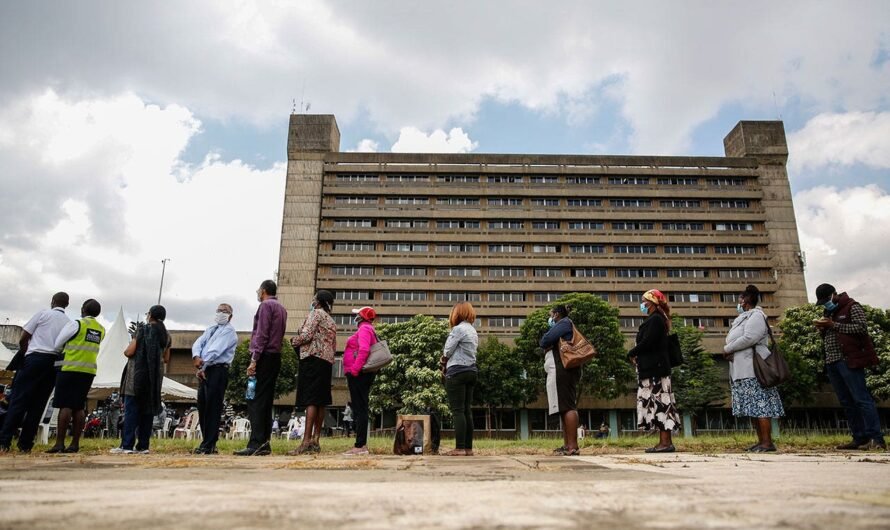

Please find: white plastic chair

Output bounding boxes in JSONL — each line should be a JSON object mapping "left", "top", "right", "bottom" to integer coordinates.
{"left": 228, "top": 417, "right": 251, "bottom": 440}
{"left": 38, "top": 407, "right": 60, "bottom": 445}
{"left": 173, "top": 411, "right": 200, "bottom": 440}
{"left": 156, "top": 417, "right": 173, "bottom": 439}
{"left": 280, "top": 418, "right": 297, "bottom": 439}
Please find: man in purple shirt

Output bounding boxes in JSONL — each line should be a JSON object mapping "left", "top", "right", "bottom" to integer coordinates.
{"left": 235, "top": 280, "right": 287, "bottom": 456}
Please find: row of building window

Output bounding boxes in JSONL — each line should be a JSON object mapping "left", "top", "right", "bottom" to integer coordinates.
{"left": 334, "top": 196, "right": 752, "bottom": 209}
{"left": 329, "top": 266, "right": 764, "bottom": 279}
{"left": 332, "top": 219, "right": 757, "bottom": 232}
{"left": 332, "top": 242, "right": 758, "bottom": 255}
{"left": 332, "top": 313, "right": 738, "bottom": 329}
{"left": 334, "top": 174, "right": 748, "bottom": 187}
{"left": 336, "top": 290, "right": 753, "bottom": 304}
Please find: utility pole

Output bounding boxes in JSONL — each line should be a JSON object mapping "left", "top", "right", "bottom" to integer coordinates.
{"left": 157, "top": 258, "right": 171, "bottom": 305}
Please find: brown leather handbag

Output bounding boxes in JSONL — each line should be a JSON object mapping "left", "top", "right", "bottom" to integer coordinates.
{"left": 752, "top": 316, "right": 791, "bottom": 388}
{"left": 559, "top": 324, "right": 597, "bottom": 369}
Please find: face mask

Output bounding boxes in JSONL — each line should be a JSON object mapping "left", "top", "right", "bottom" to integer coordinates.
{"left": 214, "top": 312, "right": 229, "bottom": 325}
{"left": 547, "top": 317, "right": 555, "bottom": 328}
{"left": 309, "top": 301, "right": 317, "bottom": 312}
{"left": 639, "top": 303, "right": 648, "bottom": 314}
{"left": 824, "top": 300, "right": 838, "bottom": 313}
{"left": 736, "top": 304, "right": 745, "bottom": 314}
{"left": 353, "top": 315, "right": 362, "bottom": 324}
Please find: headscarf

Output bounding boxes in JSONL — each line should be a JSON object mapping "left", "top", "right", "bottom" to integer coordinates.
{"left": 642, "top": 289, "right": 672, "bottom": 332}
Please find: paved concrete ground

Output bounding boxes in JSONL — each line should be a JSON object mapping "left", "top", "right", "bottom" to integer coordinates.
{"left": 1, "top": 452, "right": 889, "bottom": 529}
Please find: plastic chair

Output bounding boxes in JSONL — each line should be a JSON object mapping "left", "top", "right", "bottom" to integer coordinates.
{"left": 228, "top": 417, "right": 251, "bottom": 440}
{"left": 38, "top": 407, "right": 60, "bottom": 445}
{"left": 280, "top": 418, "right": 297, "bottom": 439}
{"left": 156, "top": 417, "right": 173, "bottom": 439}
{"left": 173, "top": 411, "right": 199, "bottom": 439}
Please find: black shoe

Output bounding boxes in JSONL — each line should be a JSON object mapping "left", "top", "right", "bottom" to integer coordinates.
{"left": 44, "top": 446, "right": 65, "bottom": 454}
{"left": 745, "top": 443, "right": 761, "bottom": 452}
{"left": 836, "top": 440, "right": 864, "bottom": 450}
{"left": 645, "top": 445, "right": 676, "bottom": 453}
{"left": 192, "top": 447, "right": 207, "bottom": 454}
{"left": 749, "top": 444, "right": 777, "bottom": 453}
{"left": 858, "top": 440, "right": 887, "bottom": 451}
{"left": 193, "top": 447, "right": 218, "bottom": 455}
{"left": 61, "top": 446, "right": 79, "bottom": 454}
{"left": 234, "top": 444, "right": 270, "bottom": 456}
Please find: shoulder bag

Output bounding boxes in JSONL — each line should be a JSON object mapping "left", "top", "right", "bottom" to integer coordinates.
{"left": 668, "top": 334, "right": 683, "bottom": 368}
{"left": 752, "top": 316, "right": 791, "bottom": 388}
{"left": 361, "top": 329, "right": 393, "bottom": 373}
{"left": 559, "top": 324, "right": 597, "bottom": 369}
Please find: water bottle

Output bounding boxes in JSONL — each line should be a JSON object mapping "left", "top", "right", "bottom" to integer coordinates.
{"left": 245, "top": 376, "right": 257, "bottom": 400}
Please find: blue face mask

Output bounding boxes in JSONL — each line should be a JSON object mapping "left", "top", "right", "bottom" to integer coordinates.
{"left": 824, "top": 300, "right": 838, "bottom": 313}
{"left": 639, "top": 303, "right": 648, "bottom": 314}
{"left": 547, "top": 317, "right": 555, "bottom": 328}
{"left": 309, "top": 302, "right": 316, "bottom": 312}
{"left": 736, "top": 304, "right": 745, "bottom": 314}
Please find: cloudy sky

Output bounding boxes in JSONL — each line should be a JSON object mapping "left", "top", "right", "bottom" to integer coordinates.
{"left": 1, "top": 1, "right": 888, "bottom": 330}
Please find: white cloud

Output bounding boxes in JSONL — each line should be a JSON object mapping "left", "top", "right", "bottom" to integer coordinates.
{"left": 390, "top": 127, "right": 478, "bottom": 153}
{"left": 796, "top": 184, "right": 890, "bottom": 308}
{"left": 788, "top": 112, "right": 890, "bottom": 173}
{"left": 348, "top": 138, "right": 379, "bottom": 152}
{"left": 0, "top": 90, "right": 284, "bottom": 330}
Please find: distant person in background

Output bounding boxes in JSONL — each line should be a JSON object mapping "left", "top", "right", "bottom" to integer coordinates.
{"left": 0, "top": 292, "right": 71, "bottom": 453}
{"left": 191, "top": 303, "right": 237, "bottom": 455}
{"left": 46, "top": 299, "right": 105, "bottom": 454}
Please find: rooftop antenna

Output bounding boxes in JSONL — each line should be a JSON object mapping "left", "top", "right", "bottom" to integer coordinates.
{"left": 292, "top": 98, "right": 297, "bottom": 115}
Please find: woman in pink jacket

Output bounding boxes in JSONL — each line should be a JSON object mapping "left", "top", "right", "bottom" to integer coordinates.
{"left": 342, "top": 306, "right": 378, "bottom": 455}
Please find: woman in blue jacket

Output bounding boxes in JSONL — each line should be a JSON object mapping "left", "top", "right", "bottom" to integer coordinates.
{"left": 540, "top": 304, "right": 581, "bottom": 456}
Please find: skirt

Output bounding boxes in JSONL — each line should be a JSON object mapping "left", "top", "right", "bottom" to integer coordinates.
{"left": 731, "top": 377, "right": 785, "bottom": 418}
{"left": 637, "top": 376, "right": 680, "bottom": 432}
{"left": 295, "top": 355, "right": 333, "bottom": 408}
{"left": 553, "top": 356, "right": 582, "bottom": 415}
{"left": 53, "top": 371, "right": 95, "bottom": 410}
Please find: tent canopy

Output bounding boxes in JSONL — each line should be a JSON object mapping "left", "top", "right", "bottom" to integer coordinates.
{"left": 0, "top": 342, "right": 15, "bottom": 367}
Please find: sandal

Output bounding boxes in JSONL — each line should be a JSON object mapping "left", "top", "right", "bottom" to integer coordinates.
{"left": 287, "top": 445, "right": 315, "bottom": 456}
{"left": 644, "top": 445, "right": 676, "bottom": 453}
{"left": 554, "top": 447, "right": 580, "bottom": 456}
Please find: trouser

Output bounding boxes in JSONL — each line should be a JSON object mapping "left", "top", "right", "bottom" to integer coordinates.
{"left": 445, "top": 370, "right": 477, "bottom": 450}
{"left": 121, "top": 395, "right": 154, "bottom": 451}
{"left": 197, "top": 364, "right": 229, "bottom": 450}
{"left": 346, "top": 371, "right": 376, "bottom": 447}
{"left": 826, "top": 361, "right": 885, "bottom": 443}
{"left": 0, "top": 353, "right": 57, "bottom": 450}
{"left": 247, "top": 353, "right": 281, "bottom": 449}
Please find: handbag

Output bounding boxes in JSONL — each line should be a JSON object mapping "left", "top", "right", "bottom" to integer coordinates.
{"left": 361, "top": 330, "right": 393, "bottom": 373}
{"left": 559, "top": 324, "right": 597, "bottom": 369}
{"left": 668, "top": 334, "right": 683, "bottom": 368}
{"left": 752, "top": 316, "right": 791, "bottom": 388}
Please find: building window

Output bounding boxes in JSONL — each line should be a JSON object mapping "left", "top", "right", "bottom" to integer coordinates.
{"left": 488, "top": 197, "right": 524, "bottom": 207}
{"left": 437, "top": 220, "right": 480, "bottom": 229}
{"left": 572, "top": 268, "right": 607, "bottom": 278}
{"left": 569, "top": 244, "right": 604, "bottom": 254}
{"left": 488, "top": 317, "right": 526, "bottom": 327}
{"left": 620, "top": 317, "right": 647, "bottom": 328}
{"left": 714, "top": 222, "right": 754, "bottom": 231}
{"left": 333, "top": 219, "right": 374, "bottom": 228}
{"left": 710, "top": 199, "right": 750, "bottom": 209}
{"left": 534, "top": 268, "right": 563, "bottom": 277}
{"left": 567, "top": 198, "right": 603, "bottom": 207}
{"left": 611, "top": 199, "right": 652, "bottom": 208}
{"left": 608, "top": 176, "right": 650, "bottom": 185}
{"left": 490, "top": 244, "right": 524, "bottom": 253}
{"left": 489, "top": 292, "right": 526, "bottom": 302}
{"left": 533, "top": 292, "right": 564, "bottom": 302}
{"left": 385, "top": 219, "right": 428, "bottom": 228}
{"left": 435, "top": 292, "right": 481, "bottom": 302}
{"left": 332, "top": 315, "right": 356, "bottom": 326}
{"left": 663, "top": 222, "right": 704, "bottom": 231}
{"left": 658, "top": 177, "right": 698, "bottom": 185}
{"left": 532, "top": 244, "right": 559, "bottom": 253}
{"left": 332, "top": 266, "right": 374, "bottom": 276}
{"left": 438, "top": 175, "right": 479, "bottom": 183}
{"left": 436, "top": 268, "right": 482, "bottom": 277}
{"left": 437, "top": 197, "right": 480, "bottom": 206}
{"left": 381, "top": 291, "right": 427, "bottom": 301}
{"left": 614, "top": 245, "right": 657, "bottom": 254}
{"left": 488, "top": 175, "right": 523, "bottom": 184}
{"left": 334, "top": 290, "right": 372, "bottom": 301}
{"left": 532, "top": 221, "right": 560, "bottom": 229}
{"left": 683, "top": 317, "right": 717, "bottom": 328}
{"left": 530, "top": 198, "right": 560, "bottom": 207}
{"left": 336, "top": 174, "right": 377, "bottom": 182}
{"left": 333, "top": 242, "right": 375, "bottom": 252}
{"left": 437, "top": 243, "right": 481, "bottom": 252}
{"left": 383, "top": 267, "right": 427, "bottom": 276}
{"left": 669, "top": 293, "right": 713, "bottom": 303}
{"left": 567, "top": 176, "right": 601, "bottom": 184}
{"left": 616, "top": 293, "right": 639, "bottom": 302}
{"left": 720, "top": 293, "right": 741, "bottom": 303}
{"left": 714, "top": 245, "right": 756, "bottom": 255}
{"left": 385, "top": 196, "right": 429, "bottom": 205}
{"left": 664, "top": 245, "right": 707, "bottom": 254}
{"left": 384, "top": 243, "right": 429, "bottom": 252}
{"left": 489, "top": 268, "right": 526, "bottom": 278}
{"left": 386, "top": 175, "right": 429, "bottom": 182}
{"left": 568, "top": 221, "right": 604, "bottom": 230}
{"left": 616, "top": 268, "right": 658, "bottom": 278}
{"left": 660, "top": 199, "right": 701, "bottom": 208}
{"left": 718, "top": 269, "right": 761, "bottom": 279}
{"left": 708, "top": 178, "right": 745, "bottom": 186}
{"left": 489, "top": 221, "right": 524, "bottom": 229}
{"left": 378, "top": 316, "right": 412, "bottom": 324}
{"left": 334, "top": 196, "right": 377, "bottom": 205}
{"left": 612, "top": 221, "right": 654, "bottom": 230}
{"left": 666, "top": 269, "right": 709, "bottom": 278}
{"left": 530, "top": 176, "right": 559, "bottom": 184}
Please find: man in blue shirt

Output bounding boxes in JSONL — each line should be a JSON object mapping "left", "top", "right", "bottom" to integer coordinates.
{"left": 191, "top": 303, "right": 238, "bottom": 454}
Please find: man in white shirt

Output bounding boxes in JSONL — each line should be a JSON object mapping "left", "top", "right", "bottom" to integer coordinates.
{"left": 0, "top": 292, "right": 71, "bottom": 453}
{"left": 191, "top": 303, "right": 238, "bottom": 454}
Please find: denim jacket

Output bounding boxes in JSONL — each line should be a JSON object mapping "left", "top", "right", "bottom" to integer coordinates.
{"left": 443, "top": 321, "right": 478, "bottom": 369}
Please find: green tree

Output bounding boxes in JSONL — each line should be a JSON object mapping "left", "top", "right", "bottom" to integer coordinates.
{"left": 225, "top": 339, "right": 299, "bottom": 407}
{"left": 475, "top": 336, "right": 530, "bottom": 430}
{"left": 864, "top": 306, "right": 890, "bottom": 400}
{"left": 369, "top": 315, "right": 451, "bottom": 417}
{"left": 670, "top": 316, "right": 727, "bottom": 419}
{"left": 514, "top": 293, "right": 634, "bottom": 402}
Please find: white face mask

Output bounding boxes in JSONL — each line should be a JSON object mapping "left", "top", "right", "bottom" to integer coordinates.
{"left": 214, "top": 312, "right": 230, "bottom": 325}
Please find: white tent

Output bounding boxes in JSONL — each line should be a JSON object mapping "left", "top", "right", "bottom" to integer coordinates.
{"left": 89, "top": 308, "right": 197, "bottom": 401}
{"left": 0, "top": 341, "right": 15, "bottom": 367}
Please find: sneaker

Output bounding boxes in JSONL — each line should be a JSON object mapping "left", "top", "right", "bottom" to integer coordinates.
{"left": 858, "top": 440, "right": 887, "bottom": 451}
{"left": 342, "top": 447, "right": 370, "bottom": 456}
{"left": 836, "top": 440, "right": 865, "bottom": 450}
{"left": 136, "top": 449, "right": 150, "bottom": 454}
{"left": 110, "top": 447, "right": 134, "bottom": 454}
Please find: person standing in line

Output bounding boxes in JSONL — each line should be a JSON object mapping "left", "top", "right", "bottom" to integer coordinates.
{"left": 112, "top": 305, "right": 170, "bottom": 454}
{"left": 46, "top": 299, "right": 105, "bottom": 454}
{"left": 289, "top": 290, "right": 337, "bottom": 455}
{"left": 539, "top": 304, "right": 581, "bottom": 456}
{"left": 442, "top": 302, "right": 479, "bottom": 456}
{"left": 723, "top": 285, "right": 784, "bottom": 452}
{"left": 236, "top": 280, "right": 288, "bottom": 456}
{"left": 628, "top": 289, "right": 680, "bottom": 453}
{"left": 813, "top": 283, "right": 886, "bottom": 451}
{"left": 0, "top": 292, "right": 71, "bottom": 453}
{"left": 343, "top": 402, "right": 354, "bottom": 437}
{"left": 342, "top": 306, "right": 377, "bottom": 455}
{"left": 191, "top": 303, "right": 238, "bottom": 455}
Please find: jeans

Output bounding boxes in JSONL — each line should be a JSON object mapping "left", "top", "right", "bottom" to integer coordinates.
{"left": 445, "top": 370, "right": 477, "bottom": 450}
{"left": 0, "top": 353, "right": 57, "bottom": 450}
{"left": 826, "top": 361, "right": 885, "bottom": 443}
{"left": 197, "top": 364, "right": 229, "bottom": 450}
{"left": 346, "top": 371, "right": 376, "bottom": 447}
{"left": 121, "top": 395, "right": 154, "bottom": 451}
{"left": 247, "top": 353, "right": 281, "bottom": 449}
